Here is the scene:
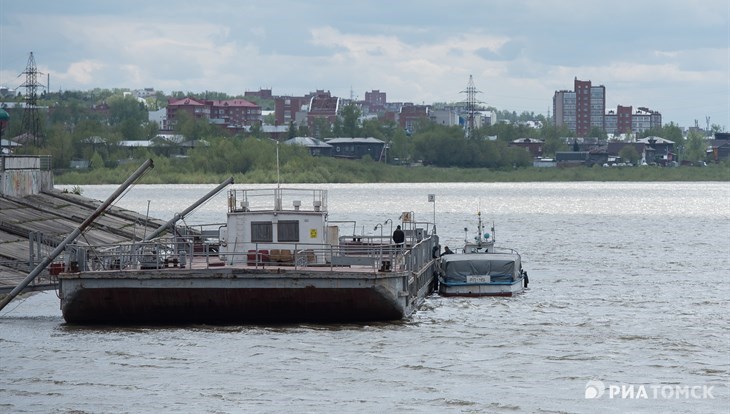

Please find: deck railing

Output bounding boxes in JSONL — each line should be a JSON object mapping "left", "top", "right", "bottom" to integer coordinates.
{"left": 64, "top": 231, "right": 439, "bottom": 275}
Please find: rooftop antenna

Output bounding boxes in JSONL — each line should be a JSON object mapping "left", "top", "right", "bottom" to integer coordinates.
{"left": 276, "top": 140, "right": 280, "bottom": 189}
{"left": 460, "top": 75, "right": 482, "bottom": 139}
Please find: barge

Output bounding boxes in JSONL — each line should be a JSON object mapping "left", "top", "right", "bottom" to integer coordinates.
{"left": 58, "top": 187, "right": 440, "bottom": 324}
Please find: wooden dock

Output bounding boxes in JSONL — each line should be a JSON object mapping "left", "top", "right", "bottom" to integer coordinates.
{"left": 0, "top": 189, "right": 167, "bottom": 294}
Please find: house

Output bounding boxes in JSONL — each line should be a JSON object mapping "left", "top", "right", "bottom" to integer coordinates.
{"left": 166, "top": 97, "right": 209, "bottom": 125}
{"left": 510, "top": 138, "right": 544, "bottom": 157}
{"left": 260, "top": 125, "right": 290, "bottom": 141}
{"left": 606, "top": 142, "right": 652, "bottom": 165}
{"left": 532, "top": 157, "right": 556, "bottom": 168}
{"left": 208, "top": 99, "right": 261, "bottom": 129}
{"left": 637, "top": 136, "right": 675, "bottom": 165}
{"left": 326, "top": 137, "right": 386, "bottom": 161}
{"left": 283, "top": 137, "right": 333, "bottom": 156}
{"left": 555, "top": 151, "right": 590, "bottom": 167}
{"left": 707, "top": 132, "right": 730, "bottom": 163}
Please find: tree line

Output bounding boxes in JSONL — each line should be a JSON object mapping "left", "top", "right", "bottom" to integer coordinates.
{"left": 1, "top": 88, "right": 716, "bottom": 174}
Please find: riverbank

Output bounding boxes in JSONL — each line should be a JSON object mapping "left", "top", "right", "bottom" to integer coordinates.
{"left": 54, "top": 159, "right": 730, "bottom": 185}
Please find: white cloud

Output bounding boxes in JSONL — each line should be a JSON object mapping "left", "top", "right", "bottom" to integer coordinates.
{"left": 58, "top": 60, "right": 106, "bottom": 85}
{"left": 0, "top": 0, "right": 727, "bottom": 128}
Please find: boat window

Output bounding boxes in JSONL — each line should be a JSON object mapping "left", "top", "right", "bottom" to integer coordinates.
{"left": 277, "top": 220, "right": 300, "bottom": 242}
{"left": 251, "top": 221, "right": 273, "bottom": 242}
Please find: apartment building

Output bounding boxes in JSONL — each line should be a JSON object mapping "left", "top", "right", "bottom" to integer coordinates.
{"left": 556, "top": 78, "right": 605, "bottom": 136}
{"left": 554, "top": 78, "right": 661, "bottom": 136}
{"left": 166, "top": 97, "right": 261, "bottom": 131}
{"left": 604, "top": 106, "right": 662, "bottom": 135}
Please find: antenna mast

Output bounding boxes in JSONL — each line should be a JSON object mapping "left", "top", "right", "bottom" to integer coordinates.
{"left": 18, "top": 52, "right": 45, "bottom": 146}
{"left": 276, "top": 141, "right": 280, "bottom": 189}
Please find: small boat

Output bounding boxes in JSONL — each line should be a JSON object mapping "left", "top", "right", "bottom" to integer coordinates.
{"left": 58, "top": 187, "right": 440, "bottom": 324}
{"left": 437, "top": 212, "right": 527, "bottom": 297}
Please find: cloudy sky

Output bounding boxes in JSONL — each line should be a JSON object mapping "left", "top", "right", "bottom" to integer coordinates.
{"left": 1, "top": 0, "right": 728, "bottom": 129}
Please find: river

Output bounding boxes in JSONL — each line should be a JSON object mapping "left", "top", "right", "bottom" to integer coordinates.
{"left": 1, "top": 182, "right": 728, "bottom": 413}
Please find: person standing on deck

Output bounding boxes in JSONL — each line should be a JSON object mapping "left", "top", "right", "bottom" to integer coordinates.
{"left": 392, "top": 225, "right": 405, "bottom": 247}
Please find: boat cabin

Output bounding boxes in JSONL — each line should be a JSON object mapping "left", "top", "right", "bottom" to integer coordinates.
{"left": 440, "top": 252, "right": 522, "bottom": 284}
{"left": 221, "top": 188, "right": 331, "bottom": 265}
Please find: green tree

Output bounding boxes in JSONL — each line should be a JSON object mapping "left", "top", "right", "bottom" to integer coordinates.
{"left": 684, "top": 129, "right": 707, "bottom": 162}
{"left": 642, "top": 123, "right": 684, "bottom": 148}
{"left": 89, "top": 151, "right": 104, "bottom": 169}
{"left": 248, "top": 122, "right": 263, "bottom": 138}
{"left": 340, "top": 104, "right": 361, "bottom": 137}
{"left": 710, "top": 124, "right": 726, "bottom": 134}
{"left": 174, "top": 110, "right": 214, "bottom": 141}
{"left": 117, "top": 118, "right": 142, "bottom": 140}
{"left": 311, "top": 117, "right": 332, "bottom": 139}
{"left": 539, "top": 123, "right": 571, "bottom": 156}
{"left": 502, "top": 145, "right": 533, "bottom": 168}
{"left": 332, "top": 116, "right": 344, "bottom": 137}
{"left": 412, "top": 124, "right": 467, "bottom": 166}
{"left": 45, "top": 124, "right": 74, "bottom": 168}
{"left": 387, "top": 126, "right": 411, "bottom": 163}
{"left": 262, "top": 113, "right": 276, "bottom": 125}
{"left": 619, "top": 145, "right": 640, "bottom": 165}
{"left": 361, "top": 118, "right": 386, "bottom": 140}
{"left": 143, "top": 121, "right": 160, "bottom": 140}
{"left": 107, "top": 94, "right": 146, "bottom": 126}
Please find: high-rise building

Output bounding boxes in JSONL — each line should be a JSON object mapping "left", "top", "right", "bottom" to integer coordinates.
{"left": 554, "top": 78, "right": 662, "bottom": 136}
{"left": 616, "top": 105, "right": 633, "bottom": 134}
{"left": 574, "top": 78, "right": 605, "bottom": 136}
{"left": 553, "top": 90, "right": 576, "bottom": 132}
{"left": 553, "top": 78, "right": 605, "bottom": 136}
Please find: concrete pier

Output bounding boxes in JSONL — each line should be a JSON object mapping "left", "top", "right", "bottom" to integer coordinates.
{"left": 0, "top": 189, "right": 166, "bottom": 294}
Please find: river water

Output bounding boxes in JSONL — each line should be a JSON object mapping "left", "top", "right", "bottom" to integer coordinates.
{"left": 1, "top": 182, "right": 728, "bottom": 413}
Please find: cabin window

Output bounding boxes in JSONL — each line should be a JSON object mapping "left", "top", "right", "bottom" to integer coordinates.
{"left": 277, "top": 220, "right": 300, "bottom": 242}
{"left": 251, "top": 221, "right": 273, "bottom": 242}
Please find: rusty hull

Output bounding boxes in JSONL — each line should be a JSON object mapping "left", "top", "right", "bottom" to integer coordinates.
{"left": 59, "top": 267, "right": 431, "bottom": 325}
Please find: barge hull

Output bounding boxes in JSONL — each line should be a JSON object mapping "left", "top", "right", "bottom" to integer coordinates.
{"left": 58, "top": 268, "right": 425, "bottom": 324}
{"left": 61, "top": 286, "right": 404, "bottom": 324}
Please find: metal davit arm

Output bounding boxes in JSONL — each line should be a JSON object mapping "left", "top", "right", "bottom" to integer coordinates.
{"left": 0, "top": 159, "right": 154, "bottom": 313}
{"left": 143, "top": 176, "right": 234, "bottom": 241}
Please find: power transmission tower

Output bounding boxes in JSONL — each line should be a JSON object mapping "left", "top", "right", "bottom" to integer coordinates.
{"left": 18, "top": 52, "right": 45, "bottom": 145}
{"left": 460, "top": 75, "right": 481, "bottom": 139}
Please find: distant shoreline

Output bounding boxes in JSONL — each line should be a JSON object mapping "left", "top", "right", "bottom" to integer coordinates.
{"left": 53, "top": 163, "right": 730, "bottom": 185}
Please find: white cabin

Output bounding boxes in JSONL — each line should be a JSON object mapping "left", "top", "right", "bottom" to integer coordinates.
{"left": 220, "top": 188, "right": 331, "bottom": 265}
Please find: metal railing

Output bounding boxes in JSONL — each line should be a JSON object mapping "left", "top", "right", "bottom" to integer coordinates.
{"left": 64, "top": 231, "right": 439, "bottom": 275}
